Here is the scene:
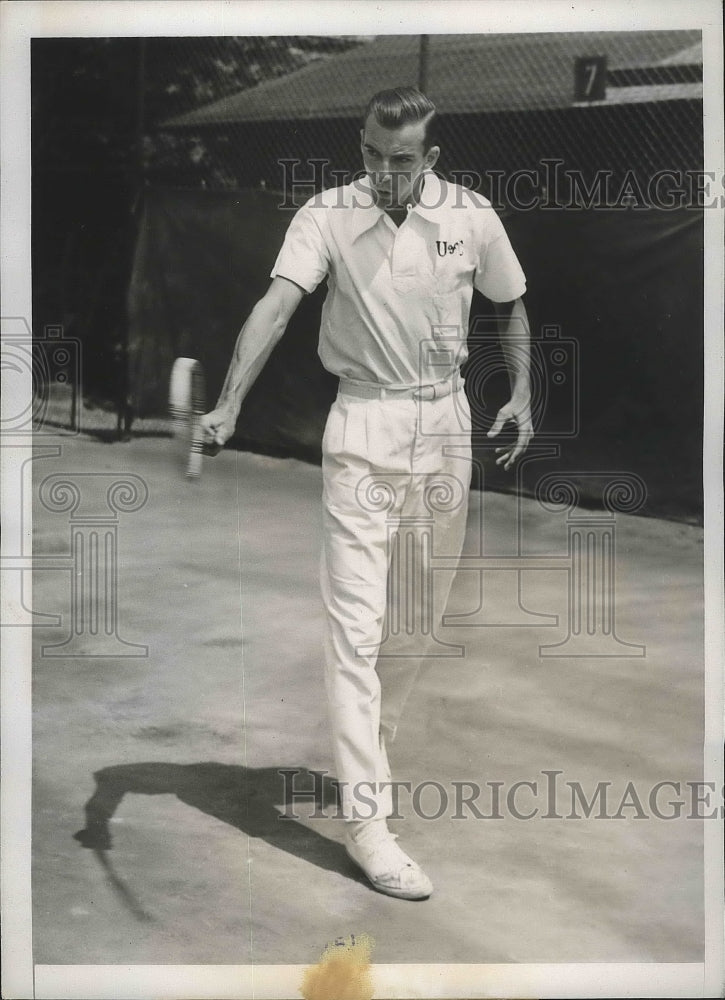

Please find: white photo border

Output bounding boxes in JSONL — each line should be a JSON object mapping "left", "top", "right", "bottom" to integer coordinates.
{"left": 2, "top": 1, "right": 723, "bottom": 997}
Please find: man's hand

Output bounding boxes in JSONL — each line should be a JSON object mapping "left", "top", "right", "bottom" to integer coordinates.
{"left": 199, "top": 406, "right": 236, "bottom": 453}
{"left": 487, "top": 297, "right": 533, "bottom": 470}
{"left": 199, "top": 277, "right": 306, "bottom": 458}
{"left": 487, "top": 394, "right": 534, "bottom": 470}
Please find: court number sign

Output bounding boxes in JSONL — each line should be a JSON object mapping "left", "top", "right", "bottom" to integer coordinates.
{"left": 574, "top": 55, "right": 607, "bottom": 102}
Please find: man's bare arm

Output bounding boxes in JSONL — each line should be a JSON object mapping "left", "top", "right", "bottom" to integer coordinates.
{"left": 200, "top": 276, "right": 306, "bottom": 448}
{"left": 486, "top": 297, "right": 534, "bottom": 470}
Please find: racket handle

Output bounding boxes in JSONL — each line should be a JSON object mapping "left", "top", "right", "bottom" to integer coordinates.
{"left": 169, "top": 357, "right": 220, "bottom": 478}
{"left": 187, "top": 419, "right": 204, "bottom": 478}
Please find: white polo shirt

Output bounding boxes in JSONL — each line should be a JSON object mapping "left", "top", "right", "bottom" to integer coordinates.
{"left": 271, "top": 171, "right": 526, "bottom": 387}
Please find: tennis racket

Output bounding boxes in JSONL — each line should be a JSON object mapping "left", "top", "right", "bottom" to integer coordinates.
{"left": 168, "top": 357, "right": 218, "bottom": 478}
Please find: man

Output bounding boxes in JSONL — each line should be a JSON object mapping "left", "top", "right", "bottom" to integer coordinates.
{"left": 201, "top": 87, "right": 533, "bottom": 900}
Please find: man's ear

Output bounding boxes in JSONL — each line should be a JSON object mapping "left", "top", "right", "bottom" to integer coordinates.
{"left": 360, "top": 128, "right": 366, "bottom": 149}
{"left": 425, "top": 145, "right": 440, "bottom": 170}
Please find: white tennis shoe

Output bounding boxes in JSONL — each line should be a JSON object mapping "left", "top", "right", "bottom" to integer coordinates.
{"left": 345, "top": 821, "right": 433, "bottom": 900}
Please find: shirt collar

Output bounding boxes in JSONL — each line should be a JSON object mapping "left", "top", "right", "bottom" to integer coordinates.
{"left": 349, "top": 171, "right": 448, "bottom": 242}
{"left": 410, "top": 172, "right": 455, "bottom": 220}
{"left": 348, "top": 175, "right": 385, "bottom": 242}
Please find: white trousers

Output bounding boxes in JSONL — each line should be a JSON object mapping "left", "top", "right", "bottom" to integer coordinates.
{"left": 320, "top": 384, "right": 472, "bottom": 821}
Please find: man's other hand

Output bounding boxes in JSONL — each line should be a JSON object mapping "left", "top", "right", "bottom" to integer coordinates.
{"left": 487, "top": 395, "right": 534, "bottom": 470}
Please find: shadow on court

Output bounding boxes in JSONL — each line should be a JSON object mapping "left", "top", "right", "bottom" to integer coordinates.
{"left": 73, "top": 761, "right": 358, "bottom": 882}
{"left": 31, "top": 436, "right": 706, "bottom": 966}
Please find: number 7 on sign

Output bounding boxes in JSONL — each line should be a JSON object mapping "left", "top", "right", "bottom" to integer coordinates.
{"left": 574, "top": 55, "right": 607, "bottom": 103}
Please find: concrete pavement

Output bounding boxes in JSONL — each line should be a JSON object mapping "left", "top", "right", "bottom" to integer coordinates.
{"left": 32, "top": 436, "right": 705, "bottom": 968}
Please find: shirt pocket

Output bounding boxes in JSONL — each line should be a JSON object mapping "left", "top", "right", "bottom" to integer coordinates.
{"left": 434, "top": 238, "right": 474, "bottom": 296}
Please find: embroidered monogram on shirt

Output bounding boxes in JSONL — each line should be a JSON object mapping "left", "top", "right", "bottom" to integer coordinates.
{"left": 436, "top": 239, "right": 464, "bottom": 257}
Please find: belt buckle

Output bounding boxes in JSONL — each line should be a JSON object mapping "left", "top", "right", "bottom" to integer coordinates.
{"left": 413, "top": 384, "right": 436, "bottom": 401}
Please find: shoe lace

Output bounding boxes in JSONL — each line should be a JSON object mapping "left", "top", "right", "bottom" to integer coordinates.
{"left": 362, "top": 830, "right": 414, "bottom": 873}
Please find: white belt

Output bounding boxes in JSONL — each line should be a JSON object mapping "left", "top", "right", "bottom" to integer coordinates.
{"left": 338, "top": 372, "right": 463, "bottom": 401}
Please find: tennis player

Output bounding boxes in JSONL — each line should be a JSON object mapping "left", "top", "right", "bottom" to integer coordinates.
{"left": 201, "top": 86, "right": 533, "bottom": 900}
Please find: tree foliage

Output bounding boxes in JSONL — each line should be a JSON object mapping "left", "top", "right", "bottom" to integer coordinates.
{"left": 31, "top": 36, "right": 368, "bottom": 398}
{"left": 33, "top": 36, "right": 369, "bottom": 186}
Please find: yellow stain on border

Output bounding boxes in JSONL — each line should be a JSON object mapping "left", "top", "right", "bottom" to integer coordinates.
{"left": 300, "top": 933, "right": 375, "bottom": 1000}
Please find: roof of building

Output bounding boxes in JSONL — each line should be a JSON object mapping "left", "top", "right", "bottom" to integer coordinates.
{"left": 163, "top": 30, "right": 702, "bottom": 127}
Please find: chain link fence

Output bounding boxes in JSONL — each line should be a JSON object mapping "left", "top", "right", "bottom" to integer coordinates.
{"left": 151, "top": 32, "right": 703, "bottom": 201}
{"left": 32, "top": 30, "right": 704, "bottom": 330}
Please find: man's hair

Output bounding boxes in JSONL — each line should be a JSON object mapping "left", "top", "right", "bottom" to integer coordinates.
{"left": 363, "top": 86, "right": 438, "bottom": 151}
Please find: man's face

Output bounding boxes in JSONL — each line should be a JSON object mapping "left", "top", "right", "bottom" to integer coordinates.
{"left": 360, "top": 115, "right": 439, "bottom": 209}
